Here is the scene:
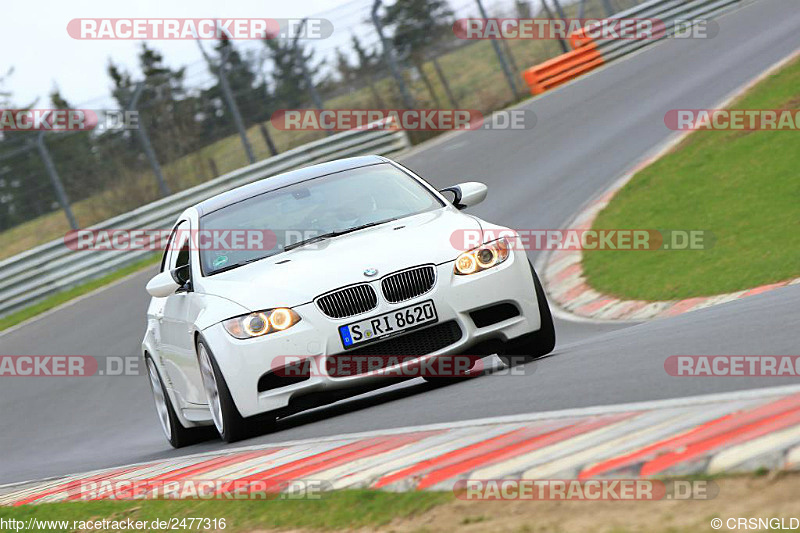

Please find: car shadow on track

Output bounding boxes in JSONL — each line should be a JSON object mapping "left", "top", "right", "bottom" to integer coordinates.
{"left": 154, "top": 354, "right": 554, "bottom": 455}
{"left": 241, "top": 354, "right": 552, "bottom": 442}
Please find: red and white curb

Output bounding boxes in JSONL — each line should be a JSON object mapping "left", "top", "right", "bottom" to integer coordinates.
{"left": 542, "top": 48, "right": 800, "bottom": 322}
{"left": 3, "top": 385, "right": 800, "bottom": 505}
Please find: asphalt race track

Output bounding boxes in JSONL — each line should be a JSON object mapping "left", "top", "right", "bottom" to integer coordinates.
{"left": 1, "top": 0, "right": 798, "bottom": 485}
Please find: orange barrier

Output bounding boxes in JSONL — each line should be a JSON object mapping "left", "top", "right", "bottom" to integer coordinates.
{"left": 569, "top": 27, "right": 594, "bottom": 49}
{"left": 522, "top": 43, "right": 604, "bottom": 95}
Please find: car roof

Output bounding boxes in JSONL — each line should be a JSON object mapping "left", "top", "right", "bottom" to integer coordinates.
{"left": 195, "top": 155, "right": 389, "bottom": 216}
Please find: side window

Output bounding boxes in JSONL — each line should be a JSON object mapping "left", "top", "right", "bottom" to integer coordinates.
{"left": 168, "top": 222, "right": 192, "bottom": 288}
{"left": 160, "top": 223, "right": 182, "bottom": 272}
{"left": 174, "top": 240, "right": 190, "bottom": 270}
{"left": 161, "top": 221, "right": 190, "bottom": 272}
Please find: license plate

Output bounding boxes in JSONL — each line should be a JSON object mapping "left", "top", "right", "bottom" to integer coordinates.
{"left": 339, "top": 300, "right": 438, "bottom": 349}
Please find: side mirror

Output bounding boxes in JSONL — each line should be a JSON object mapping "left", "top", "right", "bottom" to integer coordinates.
{"left": 146, "top": 271, "right": 181, "bottom": 298}
{"left": 172, "top": 264, "right": 191, "bottom": 287}
{"left": 439, "top": 182, "right": 488, "bottom": 210}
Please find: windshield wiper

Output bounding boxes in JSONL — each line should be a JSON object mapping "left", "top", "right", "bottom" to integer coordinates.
{"left": 211, "top": 255, "right": 270, "bottom": 274}
{"left": 210, "top": 219, "right": 399, "bottom": 273}
{"left": 284, "top": 218, "right": 397, "bottom": 252}
{"left": 283, "top": 231, "right": 342, "bottom": 252}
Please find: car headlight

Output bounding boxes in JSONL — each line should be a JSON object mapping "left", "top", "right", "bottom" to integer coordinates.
{"left": 222, "top": 308, "right": 301, "bottom": 339}
{"left": 454, "top": 238, "right": 511, "bottom": 275}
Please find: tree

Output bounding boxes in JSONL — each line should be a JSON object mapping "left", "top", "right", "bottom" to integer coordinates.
{"left": 0, "top": 69, "right": 55, "bottom": 230}
{"left": 202, "top": 35, "right": 268, "bottom": 136}
{"left": 44, "top": 88, "right": 106, "bottom": 202}
{"left": 350, "top": 35, "right": 386, "bottom": 108}
{"left": 107, "top": 43, "right": 202, "bottom": 162}
{"left": 515, "top": 0, "right": 532, "bottom": 19}
{"left": 0, "top": 67, "right": 13, "bottom": 108}
{"left": 263, "top": 38, "right": 319, "bottom": 110}
{"left": 382, "top": 0, "right": 456, "bottom": 107}
{"left": 335, "top": 47, "right": 357, "bottom": 86}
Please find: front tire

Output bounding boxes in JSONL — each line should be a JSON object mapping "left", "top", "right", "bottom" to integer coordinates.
{"left": 145, "top": 355, "right": 213, "bottom": 448}
{"left": 500, "top": 262, "right": 556, "bottom": 367}
{"left": 197, "top": 337, "right": 275, "bottom": 443}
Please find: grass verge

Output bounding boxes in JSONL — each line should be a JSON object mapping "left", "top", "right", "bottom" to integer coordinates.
{"left": 0, "top": 254, "right": 159, "bottom": 333}
{"left": 0, "top": 490, "right": 452, "bottom": 532}
{"left": 2, "top": 473, "right": 800, "bottom": 532}
{"left": 581, "top": 54, "right": 800, "bottom": 301}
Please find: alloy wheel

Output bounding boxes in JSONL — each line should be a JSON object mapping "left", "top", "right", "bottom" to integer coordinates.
{"left": 146, "top": 358, "right": 172, "bottom": 441}
{"left": 197, "top": 343, "right": 224, "bottom": 434}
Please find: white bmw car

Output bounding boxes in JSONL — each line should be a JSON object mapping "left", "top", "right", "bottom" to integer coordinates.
{"left": 142, "top": 155, "right": 554, "bottom": 446}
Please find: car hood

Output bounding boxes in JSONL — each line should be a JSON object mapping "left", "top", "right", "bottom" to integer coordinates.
{"left": 197, "top": 208, "right": 483, "bottom": 312}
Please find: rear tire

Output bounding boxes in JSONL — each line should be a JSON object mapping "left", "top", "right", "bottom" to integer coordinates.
{"left": 499, "top": 262, "right": 556, "bottom": 367}
{"left": 197, "top": 338, "right": 276, "bottom": 443}
{"left": 145, "top": 355, "right": 214, "bottom": 448}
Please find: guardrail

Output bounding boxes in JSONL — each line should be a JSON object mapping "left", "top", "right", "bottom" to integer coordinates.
{"left": 0, "top": 123, "right": 410, "bottom": 319}
{"left": 523, "top": 0, "right": 743, "bottom": 94}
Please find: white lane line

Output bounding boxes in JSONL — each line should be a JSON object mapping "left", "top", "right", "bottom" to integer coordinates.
{"left": 5, "top": 385, "right": 798, "bottom": 500}
{"left": 211, "top": 386, "right": 795, "bottom": 469}
{"left": 0, "top": 265, "right": 156, "bottom": 338}
{"left": 0, "top": 475, "right": 90, "bottom": 506}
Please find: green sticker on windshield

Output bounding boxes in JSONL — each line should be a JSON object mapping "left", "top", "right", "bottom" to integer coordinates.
{"left": 213, "top": 255, "right": 229, "bottom": 268}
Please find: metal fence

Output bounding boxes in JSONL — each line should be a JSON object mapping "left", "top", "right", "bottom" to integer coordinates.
{"left": 585, "top": 0, "right": 744, "bottom": 62}
{"left": 0, "top": 0, "right": 664, "bottom": 317}
{"left": 0, "top": 124, "right": 409, "bottom": 318}
{"left": 522, "top": 0, "right": 745, "bottom": 94}
{"left": 0, "top": 0, "right": 646, "bottom": 250}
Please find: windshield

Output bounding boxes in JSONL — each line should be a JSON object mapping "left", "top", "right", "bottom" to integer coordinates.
{"left": 199, "top": 163, "right": 443, "bottom": 275}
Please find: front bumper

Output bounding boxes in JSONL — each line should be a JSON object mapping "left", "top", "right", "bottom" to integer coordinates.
{"left": 202, "top": 249, "right": 541, "bottom": 418}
